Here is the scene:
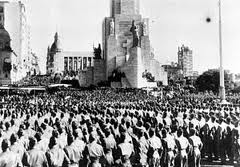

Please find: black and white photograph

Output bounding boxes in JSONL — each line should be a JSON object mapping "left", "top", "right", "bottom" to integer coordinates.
{"left": 0, "top": 0, "right": 239, "bottom": 166}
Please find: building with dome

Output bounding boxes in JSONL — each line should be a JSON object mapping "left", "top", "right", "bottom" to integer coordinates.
{"left": 0, "top": 0, "right": 32, "bottom": 81}
{"left": 46, "top": 32, "right": 94, "bottom": 76}
{"left": 46, "top": 32, "right": 106, "bottom": 87}
{"left": 0, "top": 24, "right": 18, "bottom": 85}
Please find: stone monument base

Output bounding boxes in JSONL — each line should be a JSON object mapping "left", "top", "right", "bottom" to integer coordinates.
{"left": 121, "top": 46, "right": 149, "bottom": 88}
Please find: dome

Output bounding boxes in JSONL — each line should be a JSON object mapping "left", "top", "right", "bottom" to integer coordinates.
{"left": 0, "top": 24, "right": 10, "bottom": 43}
{"left": 50, "top": 32, "right": 62, "bottom": 52}
{"left": 0, "top": 24, "right": 12, "bottom": 51}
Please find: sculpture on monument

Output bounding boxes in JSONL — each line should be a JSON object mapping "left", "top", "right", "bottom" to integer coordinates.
{"left": 142, "top": 20, "right": 148, "bottom": 36}
{"left": 110, "top": 19, "right": 115, "bottom": 35}
{"left": 93, "top": 44, "right": 102, "bottom": 59}
{"left": 130, "top": 20, "right": 139, "bottom": 48}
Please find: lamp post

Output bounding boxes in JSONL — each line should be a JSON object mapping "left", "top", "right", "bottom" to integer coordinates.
{"left": 218, "top": 0, "right": 226, "bottom": 103}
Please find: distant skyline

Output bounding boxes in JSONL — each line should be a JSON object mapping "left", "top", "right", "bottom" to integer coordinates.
{"left": 28, "top": 0, "right": 240, "bottom": 74}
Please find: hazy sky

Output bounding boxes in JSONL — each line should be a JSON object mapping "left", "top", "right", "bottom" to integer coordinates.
{"left": 28, "top": 0, "right": 240, "bottom": 74}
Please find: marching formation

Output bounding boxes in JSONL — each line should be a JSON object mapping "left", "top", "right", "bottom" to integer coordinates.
{"left": 0, "top": 89, "right": 239, "bottom": 167}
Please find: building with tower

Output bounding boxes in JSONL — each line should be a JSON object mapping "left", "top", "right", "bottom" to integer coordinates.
{"left": 0, "top": 24, "right": 18, "bottom": 85}
{"left": 178, "top": 45, "right": 193, "bottom": 77}
{"left": 0, "top": 0, "right": 32, "bottom": 81}
{"left": 46, "top": 32, "right": 94, "bottom": 78}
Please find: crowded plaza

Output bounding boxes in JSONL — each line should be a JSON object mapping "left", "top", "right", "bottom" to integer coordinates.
{"left": 1, "top": 0, "right": 240, "bottom": 166}
{"left": 0, "top": 86, "right": 239, "bottom": 167}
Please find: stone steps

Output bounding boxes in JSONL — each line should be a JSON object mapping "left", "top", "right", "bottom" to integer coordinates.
{"left": 201, "top": 160, "right": 235, "bottom": 167}
{"left": 201, "top": 164, "right": 234, "bottom": 167}
{"left": 201, "top": 165, "right": 234, "bottom": 167}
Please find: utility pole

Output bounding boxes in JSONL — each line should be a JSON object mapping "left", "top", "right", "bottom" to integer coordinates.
{"left": 218, "top": 0, "right": 226, "bottom": 103}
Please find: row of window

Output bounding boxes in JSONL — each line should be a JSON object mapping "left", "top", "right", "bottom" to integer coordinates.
{"left": 64, "top": 57, "right": 93, "bottom": 72}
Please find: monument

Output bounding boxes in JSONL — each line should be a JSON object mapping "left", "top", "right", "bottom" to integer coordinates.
{"left": 102, "top": 0, "right": 164, "bottom": 88}
{"left": 45, "top": 0, "right": 168, "bottom": 87}
{"left": 130, "top": 20, "right": 139, "bottom": 48}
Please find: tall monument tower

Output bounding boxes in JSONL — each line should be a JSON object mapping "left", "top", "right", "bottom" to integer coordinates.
{"left": 110, "top": 0, "right": 140, "bottom": 17}
{"left": 103, "top": 0, "right": 158, "bottom": 88}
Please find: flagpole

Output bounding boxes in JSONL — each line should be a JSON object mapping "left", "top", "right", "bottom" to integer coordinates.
{"left": 219, "top": 0, "right": 226, "bottom": 103}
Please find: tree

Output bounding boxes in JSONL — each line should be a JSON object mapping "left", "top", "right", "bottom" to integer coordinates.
{"left": 195, "top": 70, "right": 232, "bottom": 93}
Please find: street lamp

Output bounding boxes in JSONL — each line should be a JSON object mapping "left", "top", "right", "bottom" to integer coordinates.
{"left": 218, "top": 0, "right": 227, "bottom": 103}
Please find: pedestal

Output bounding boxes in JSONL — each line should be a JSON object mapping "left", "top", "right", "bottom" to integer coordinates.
{"left": 121, "top": 46, "right": 148, "bottom": 88}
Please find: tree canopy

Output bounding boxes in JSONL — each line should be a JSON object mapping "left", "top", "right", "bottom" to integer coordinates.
{"left": 195, "top": 70, "right": 232, "bottom": 93}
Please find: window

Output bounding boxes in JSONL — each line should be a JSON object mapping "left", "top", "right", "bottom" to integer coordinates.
{"left": 0, "top": 7, "right": 3, "bottom": 13}
{"left": 116, "top": 2, "right": 121, "bottom": 14}
{"left": 0, "top": 15, "right": 3, "bottom": 25}
{"left": 83, "top": 57, "right": 87, "bottom": 69}
{"left": 74, "top": 57, "right": 77, "bottom": 71}
{"left": 79, "top": 57, "right": 82, "bottom": 70}
{"left": 69, "top": 57, "right": 73, "bottom": 71}
{"left": 64, "top": 57, "right": 68, "bottom": 72}
{"left": 88, "top": 57, "right": 92, "bottom": 67}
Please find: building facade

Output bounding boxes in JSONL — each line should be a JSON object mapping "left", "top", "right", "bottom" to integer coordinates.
{"left": 1, "top": 0, "right": 32, "bottom": 81}
{"left": 0, "top": 24, "right": 18, "bottom": 85}
{"left": 178, "top": 45, "right": 193, "bottom": 77}
{"left": 162, "top": 62, "right": 183, "bottom": 82}
{"left": 46, "top": 33, "right": 94, "bottom": 75}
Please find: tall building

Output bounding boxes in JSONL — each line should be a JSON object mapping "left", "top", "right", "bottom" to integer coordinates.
{"left": 1, "top": 0, "right": 31, "bottom": 81}
{"left": 178, "top": 45, "right": 193, "bottom": 77}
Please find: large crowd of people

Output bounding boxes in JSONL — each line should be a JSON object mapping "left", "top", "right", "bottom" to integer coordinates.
{"left": 0, "top": 88, "right": 239, "bottom": 167}
{"left": 14, "top": 75, "right": 54, "bottom": 87}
